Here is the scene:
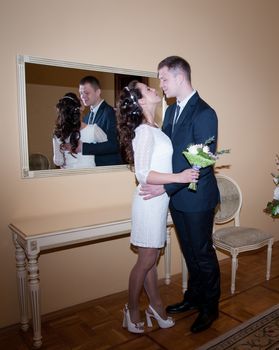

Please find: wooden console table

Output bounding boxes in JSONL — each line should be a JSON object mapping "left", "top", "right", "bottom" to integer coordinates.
{"left": 9, "top": 205, "right": 173, "bottom": 348}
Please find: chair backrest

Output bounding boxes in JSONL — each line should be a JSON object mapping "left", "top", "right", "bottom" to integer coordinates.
{"left": 214, "top": 174, "right": 242, "bottom": 225}
{"left": 29, "top": 153, "right": 50, "bottom": 170}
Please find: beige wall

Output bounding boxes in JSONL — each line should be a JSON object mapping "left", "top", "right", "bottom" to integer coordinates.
{"left": 1, "top": 0, "right": 279, "bottom": 328}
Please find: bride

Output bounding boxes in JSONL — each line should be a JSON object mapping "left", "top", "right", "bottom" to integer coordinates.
{"left": 53, "top": 92, "right": 107, "bottom": 168}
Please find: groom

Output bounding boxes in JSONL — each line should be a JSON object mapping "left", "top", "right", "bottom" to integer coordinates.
{"left": 140, "top": 56, "right": 220, "bottom": 333}
{"left": 78, "top": 76, "right": 123, "bottom": 166}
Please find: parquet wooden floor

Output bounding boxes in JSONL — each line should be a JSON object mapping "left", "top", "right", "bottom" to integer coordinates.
{"left": 1, "top": 242, "right": 279, "bottom": 350}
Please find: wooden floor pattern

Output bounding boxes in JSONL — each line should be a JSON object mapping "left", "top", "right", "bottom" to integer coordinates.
{"left": 1, "top": 242, "right": 279, "bottom": 350}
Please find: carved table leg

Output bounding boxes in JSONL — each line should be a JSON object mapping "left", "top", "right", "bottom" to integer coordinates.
{"left": 27, "top": 253, "right": 42, "bottom": 348}
{"left": 14, "top": 236, "right": 29, "bottom": 331}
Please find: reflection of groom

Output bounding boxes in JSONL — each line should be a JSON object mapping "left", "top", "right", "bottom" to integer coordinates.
{"left": 78, "top": 76, "right": 122, "bottom": 166}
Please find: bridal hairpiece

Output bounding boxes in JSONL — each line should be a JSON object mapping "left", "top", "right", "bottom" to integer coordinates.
{"left": 122, "top": 86, "right": 142, "bottom": 116}
{"left": 124, "top": 86, "right": 137, "bottom": 105}
{"left": 62, "top": 96, "right": 80, "bottom": 111}
{"left": 62, "top": 96, "right": 76, "bottom": 102}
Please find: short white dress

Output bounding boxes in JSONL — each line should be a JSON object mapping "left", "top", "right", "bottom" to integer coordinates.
{"left": 53, "top": 124, "right": 107, "bottom": 169}
{"left": 131, "top": 124, "right": 173, "bottom": 248}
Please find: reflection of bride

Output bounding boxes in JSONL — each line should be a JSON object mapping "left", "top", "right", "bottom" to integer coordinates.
{"left": 53, "top": 92, "right": 107, "bottom": 169}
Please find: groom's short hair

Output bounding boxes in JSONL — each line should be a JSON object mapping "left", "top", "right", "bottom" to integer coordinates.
{"left": 158, "top": 56, "right": 191, "bottom": 82}
{"left": 79, "top": 76, "right": 101, "bottom": 90}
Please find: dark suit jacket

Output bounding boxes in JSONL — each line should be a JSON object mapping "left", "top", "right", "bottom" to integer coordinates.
{"left": 163, "top": 92, "right": 219, "bottom": 212}
{"left": 82, "top": 101, "right": 122, "bottom": 166}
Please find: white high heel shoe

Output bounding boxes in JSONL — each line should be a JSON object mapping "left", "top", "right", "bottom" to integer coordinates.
{"left": 122, "top": 304, "right": 144, "bottom": 334}
{"left": 145, "top": 304, "right": 175, "bottom": 329}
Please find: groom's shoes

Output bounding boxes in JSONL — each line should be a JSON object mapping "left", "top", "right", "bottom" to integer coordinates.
{"left": 166, "top": 299, "right": 197, "bottom": 314}
{"left": 190, "top": 308, "right": 219, "bottom": 333}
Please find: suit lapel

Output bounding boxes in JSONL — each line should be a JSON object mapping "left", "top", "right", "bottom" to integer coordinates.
{"left": 163, "top": 104, "right": 176, "bottom": 138}
{"left": 94, "top": 101, "right": 106, "bottom": 122}
{"left": 171, "top": 92, "right": 199, "bottom": 138}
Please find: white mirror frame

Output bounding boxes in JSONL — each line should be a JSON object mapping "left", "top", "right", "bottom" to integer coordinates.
{"left": 17, "top": 55, "right": 159, "bottom": 179}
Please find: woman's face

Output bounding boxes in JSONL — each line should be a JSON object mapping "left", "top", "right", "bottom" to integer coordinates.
{"left": 136, "top": 83, "right": 161, "bottom": 106}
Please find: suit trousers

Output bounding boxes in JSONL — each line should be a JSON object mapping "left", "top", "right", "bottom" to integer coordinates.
{"left": 170, "top": 202, "right": 220, "bottom": 310}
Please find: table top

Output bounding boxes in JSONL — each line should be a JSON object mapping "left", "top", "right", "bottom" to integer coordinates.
{"left": 9, "top": 204, "right": 132, "bottom": 238}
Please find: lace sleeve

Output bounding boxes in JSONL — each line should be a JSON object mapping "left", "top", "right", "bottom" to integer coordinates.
{"left": 133, "top": 125, "right": 154, "bottom": 184}
{"left": 52, "top": 137, "right": 65, "bottom": 167}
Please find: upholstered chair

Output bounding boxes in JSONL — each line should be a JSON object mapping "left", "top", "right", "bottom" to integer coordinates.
{"left": 29, "top": 153, "right": 50, "bottom": 170}
{"left": 213, "top": 174, "right": 273, "bottom": 294}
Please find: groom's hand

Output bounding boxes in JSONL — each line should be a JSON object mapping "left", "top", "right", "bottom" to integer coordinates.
{"left": 139, "top": 184, "right": 165, "bottom": 200}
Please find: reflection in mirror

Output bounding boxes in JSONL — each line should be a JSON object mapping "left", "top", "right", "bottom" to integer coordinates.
{"left": 17, "top": 55, "right": 162, "bottom": 178}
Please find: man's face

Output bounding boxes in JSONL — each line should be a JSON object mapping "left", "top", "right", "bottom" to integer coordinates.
{"left": 158, "top": 66, "right": 179, "bottom": 98}
{"left": 79, "top": 83, "right": 100, "bottom": 107}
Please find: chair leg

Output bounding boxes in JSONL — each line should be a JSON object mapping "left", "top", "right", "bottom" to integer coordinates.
{"left": 164, "top": 226, "right": 171, "bottom": 285}
{"left": 181, "top": 256, "right": 188, "bottom": 293}
{"left": 231, "top": 252, "right": 238, "bottom": 294}
{"left": 266, "top": 239, "right": 273, "bottom": 280}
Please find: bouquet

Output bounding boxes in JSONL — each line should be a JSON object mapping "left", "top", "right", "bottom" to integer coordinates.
{"left": 264, "top": 154, "right": 279, "bottom": 218}
{"left": 182, "top": 136, "right": 230, "bottom": 191}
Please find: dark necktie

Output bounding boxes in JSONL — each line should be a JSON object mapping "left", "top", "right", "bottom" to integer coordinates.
{"left": 88, "top": 110, "right": 95, "bottom": 124}
{"left": 172, "top": 104, "right": 181, "bottom": 134}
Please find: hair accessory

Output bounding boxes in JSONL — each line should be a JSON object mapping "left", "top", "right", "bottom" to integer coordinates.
{"left": 62, "top": 96, "right": 76, "bottom": 102}
{"left": 124, "top": 86, "right": 137, "bottom": 105}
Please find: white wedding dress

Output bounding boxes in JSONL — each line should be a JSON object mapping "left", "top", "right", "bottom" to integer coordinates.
{"left": 53, "top": 124, "right": 107, "bottom": 169}
{"left": 131, "top": 124, "right": 173, "bottom": 248}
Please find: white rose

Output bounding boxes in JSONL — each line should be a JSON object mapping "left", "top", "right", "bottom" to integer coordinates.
{"left": 273, "top": 177, "right": 279, "bottom": 185}
{"left": 203, "top": 146, "right": 210, "bottom": 153}
{"left": 188, "top": 145, "right": 199, "bottom": 155}
{"left": 273, "top": 186, "right": 279, "bottom": 200}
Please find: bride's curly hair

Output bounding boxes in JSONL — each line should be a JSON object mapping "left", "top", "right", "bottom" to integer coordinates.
{"left": 53, "top": 92, "right": 81, "bottom": 155}
{"left": 116, "top": 80, "right": 143, "bottom": 167}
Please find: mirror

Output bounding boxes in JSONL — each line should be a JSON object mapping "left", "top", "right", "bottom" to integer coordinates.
{"left": 17, "top": 55, "right": 163, "bottom": 178}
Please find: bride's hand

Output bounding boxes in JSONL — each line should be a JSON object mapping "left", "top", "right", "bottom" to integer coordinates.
{"left": 179, "top": 168, "right": 199, "bottom": 183}
{"left": 63, "top": 141, "right": 82, "bottom": 153}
